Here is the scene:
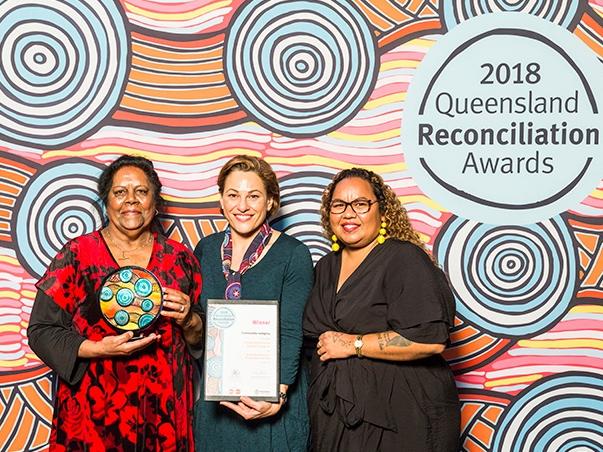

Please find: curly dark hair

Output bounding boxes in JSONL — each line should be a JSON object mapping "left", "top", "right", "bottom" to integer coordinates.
{"left": 217, "top": 155, "right": 280, "bottom": 217}
{"left": 321, "top": 168, "right": 430, "bottom": 256}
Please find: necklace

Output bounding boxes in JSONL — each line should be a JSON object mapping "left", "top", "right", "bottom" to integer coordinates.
{"left": 105, "top": 229, "right": 153, "bottom": 260}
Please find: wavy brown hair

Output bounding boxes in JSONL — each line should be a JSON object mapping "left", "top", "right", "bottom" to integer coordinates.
{"left": 321, "top": 168, "right": 431, "bottom": 258}
{"left": 217, "top": 155, "right": 280, "bottom": 217}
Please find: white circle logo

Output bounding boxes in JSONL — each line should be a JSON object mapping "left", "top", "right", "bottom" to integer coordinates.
{"left": 402, "top": 13, "right": 602, "bottom": 224}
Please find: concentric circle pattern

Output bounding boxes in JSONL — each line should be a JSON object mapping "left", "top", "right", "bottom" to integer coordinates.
{"left": 14, "top": 161, "right": 104, "bottom": 278}
{"left": 0, "top": 0, "right": 129, "bottom": 148}
{"left": 442, "top": 0, "right": 582, "bottom": 29}
{"left": 435, "top": 216, "right": 576, "bottom": 337}
{"left": 271, "top": 172, "right": 331, "bottom": 263}
{"left": 225, "top": 0, "right": 378, "bottom": 136}
{"left": 491, "top": 372, "right": 603, "bottom": 451}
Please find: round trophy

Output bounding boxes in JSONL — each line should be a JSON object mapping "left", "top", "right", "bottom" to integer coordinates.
{"left": 99, "top": 266, "right": 163, "bottom": 334}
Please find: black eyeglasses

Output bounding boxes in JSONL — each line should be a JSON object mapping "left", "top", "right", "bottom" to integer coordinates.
{"left": 329, "top": 199, "right": 378, "bottom": 214}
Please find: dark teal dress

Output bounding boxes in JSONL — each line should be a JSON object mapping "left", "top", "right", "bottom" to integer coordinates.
{"left": 193, "top": 232, "right": 313, "bottom": 452}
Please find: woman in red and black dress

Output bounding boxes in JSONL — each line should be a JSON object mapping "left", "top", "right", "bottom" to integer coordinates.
{"left": 27, "top": 155, "right": 203, "bottom": 451}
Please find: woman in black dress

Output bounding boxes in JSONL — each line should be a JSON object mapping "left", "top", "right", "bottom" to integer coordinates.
{"left": 303, "top": 168, "right": 459, "bottom": 451}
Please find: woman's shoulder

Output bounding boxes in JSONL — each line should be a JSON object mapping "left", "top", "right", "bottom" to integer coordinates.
{"left": 383, "top": 238, "right": 433, "bottom": 262}
{"left": 192, "top": 231, "right": 224, "bottom": 256}
{"left": 64, "top": 230, "right": 101, "bottom": 251}
{"left": 314, "top": 248, "right": 337, "bottom": 272}
{"left": 198, "top": 231, "right": 224, "bottom": 245}
{"left": 269, "top": 232, "right": 311, "bottom": 264}
{"left": 273, "top": 231, "right": 307, "bottom": 251}
{"left": 276, "top": 232, "right": 315, "bottom": 262}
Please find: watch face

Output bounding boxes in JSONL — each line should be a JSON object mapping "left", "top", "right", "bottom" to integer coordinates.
{"left": 354, "top": 339, "right": 363, "bottom": 348}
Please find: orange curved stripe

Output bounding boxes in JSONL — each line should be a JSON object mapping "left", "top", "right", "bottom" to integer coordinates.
{"left": 126, "top": 83, "right": 232, "bottom": 101}
{"left": 132, "top": 42, "right": 223, "bottom": 61}
{"left": 378, "top": 18, "right": 442, "bottom": 48}
{"left": 0, "top": 397, "right": 23, "bottom": 443}
{"left": 448, "top": 340, "right": 511, "bottom": 371}
{"left": 31, "top": 424, "right": 51, "bottom": 450}
{"left": 447, "top": 334, "right": 497, "bottom": 356}
{"left": 0, "top": 366, "right": 49, "bottom": 384}
{"left": 574, "top": 27, "right": 603, "bottom": 56}
{"left": 112, "top": 109, "right": 247, "bottom": 127}
{"left": 0, "top": 169, "right": 28, "bottom": 184}
{"left": 351, "top": 0, "right": 393, "bottom": 30}
{"left": 371, "top": 1, "right": 412, "bottom": 23}
{"left": 21, "top": 384, "right": 52, "bottom": 420}
{"left": 164, "top": 206, "right": 220, "bottom": 215}
{"left": 120, "top": 95, "right": 239, "bottom": 114}
{"left": 131, "top": 55, "right": 223, "bottom": 73}
{"left": 0, "top": 156, "right": 36, "bottom": 174}
{"left": 0, "top": 182, "right": 20, "bottom": 196}
{"left": 450, "top": 324, "right": 481, "bottom": 342}
{"left": 577, "top": 289, "right": 603, "bottom": 298}
{"left": 131, "top": 31, "right": 225, "bottom": 49}
{"left": 129, "top": 68, "right": 226, "bottom": 86}
{"left": 472, "top": 419, "right": 494, "bottom": 446}
{"left": 6, "top": 408, "right": 34, "bottom": 452}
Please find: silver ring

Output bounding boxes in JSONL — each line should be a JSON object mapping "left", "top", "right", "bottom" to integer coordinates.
{"left": 180, "top": 305, "right": 185, "bottom": 313}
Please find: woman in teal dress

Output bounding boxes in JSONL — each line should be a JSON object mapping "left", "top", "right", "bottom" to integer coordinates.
{"left": 193, "top": 155, "right": 313, "bottom": 451}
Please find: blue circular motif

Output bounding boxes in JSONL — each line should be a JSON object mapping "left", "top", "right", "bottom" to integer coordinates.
{"left": 140, "top": 298, "right": 154, "bottom": 312}
{"left": 434, "top": 215, "right": 576, "bottom": 337}
{"left": 100, "top": 286, "right": 113, "bottom": 301}
{"left": 270, "top": 172, "right": 331, "bottom": 263}
{"left": 491, "top": 373, "right": 603, "bottom": 451}
{"left": 442, "top": 0, "right": 582, "bottom": 30}
{"left": 138, "top": 314, "right": 154, "bottom": 329}
{"left": 134, "top": 278, "right": 153, "bottom": 297}
{"left": 225, "top": 0, "right": 377, "bottom": 136}
{"left": 116, "top": 288, "right": 134, "bottom": 307}
{"left": 119, "top": 269, "right": 133, "bottom": 283}
{"left": 0, "top": 0, "right": 130, "bottom": 148}
{"left": 114, "top": 310, "right": 130, "bottom": 326}
{"left": 14, "top": 161, "right": 104, "bottom": 278}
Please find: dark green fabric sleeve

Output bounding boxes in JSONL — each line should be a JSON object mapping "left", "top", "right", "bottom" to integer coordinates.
{"left": 279, "top": 242, "right": 314, "bottom": 385}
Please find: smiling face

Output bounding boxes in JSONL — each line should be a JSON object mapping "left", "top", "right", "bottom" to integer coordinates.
{"left": 329, "top": 177, "right": 381, "bottom": 250}
{"left": 220, "top": 170, "right": 274, "bottom": 239}
{"left": 105, "top": 166, "right": 156, "bottom": 233}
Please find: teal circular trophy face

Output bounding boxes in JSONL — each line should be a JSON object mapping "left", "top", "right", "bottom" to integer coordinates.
{"left": 116, "top": 288, "right": 134, "bottom": 307}
{"left": 99, "top": 266, "right": 163, "bottom": 334}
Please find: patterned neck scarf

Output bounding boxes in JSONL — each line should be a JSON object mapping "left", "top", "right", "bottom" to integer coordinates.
{"left": 222, "top": 222, "right": 272, "bottom": 300}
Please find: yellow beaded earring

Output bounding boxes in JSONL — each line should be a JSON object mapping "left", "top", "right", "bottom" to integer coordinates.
{"left": 377, "top": 221, "right": 387, "bottom": 244}
{"left": 331, "top": 234, "right": 340, "bottom": 252}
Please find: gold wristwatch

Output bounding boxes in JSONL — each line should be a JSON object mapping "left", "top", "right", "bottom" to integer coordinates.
{"left": 354, "top": 334, "right": 364, "bottom": 358}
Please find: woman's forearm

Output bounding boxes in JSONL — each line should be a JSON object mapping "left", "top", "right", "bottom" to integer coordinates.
{"left": 182, "top": 312, "right": 204, "bottom": 346}
{"left": 364, "top": 331, "right": 445, "bottom": 360}
{"left": 316, "top": 330, "right": 445, "bottom": 362}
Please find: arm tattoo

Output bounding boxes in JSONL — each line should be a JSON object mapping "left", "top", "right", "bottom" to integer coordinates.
{"left": 377, "top": 333, "right": 386, "bottom": 351}
{"left": 385, "top": 332, "right": 412, "bottom": 348}
{"left": 333, "top": 332, "right": 351, "bottom": 347}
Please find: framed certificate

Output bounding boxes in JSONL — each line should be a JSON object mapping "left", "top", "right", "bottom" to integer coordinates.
{"left": 204, "top": 299, "right": 279, "bottom": 402}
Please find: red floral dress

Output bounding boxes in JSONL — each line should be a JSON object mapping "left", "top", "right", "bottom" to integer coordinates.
{"left": 33, "top": 231, "right": 201, "bottom": 451}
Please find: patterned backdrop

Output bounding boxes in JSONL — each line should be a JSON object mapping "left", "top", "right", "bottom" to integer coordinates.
{"left": 1, "top": 1, "right": 602, "bottom": 451}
